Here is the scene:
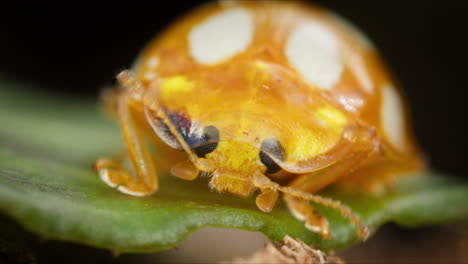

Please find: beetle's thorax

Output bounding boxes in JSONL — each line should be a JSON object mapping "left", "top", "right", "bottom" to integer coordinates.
{"left": 206, "top": 141, "right": 263, "bottom": 197}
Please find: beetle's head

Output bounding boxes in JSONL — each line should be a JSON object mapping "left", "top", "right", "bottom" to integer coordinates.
{"left": 204, "top": 140, "right": 263, "bottom": 196}
{"left": 145, "top": 106, "right": 286, "bottom": 196}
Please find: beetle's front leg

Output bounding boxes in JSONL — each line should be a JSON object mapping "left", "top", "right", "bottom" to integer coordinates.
{"left": 94, "top": 93, "right": 158, "bottom": 196}
{"left": 281, "top": 154, "right": 374, "bottom": 239}
{"left": 284, "top": 194, "right": 330, "bottom": 239}
{"left": 256, "top": 188, "right": 279, "bottom": 213}
{"left": 253, "top": 175, "right": 329, "bottom": 238}
{"left": 254, "top": 173, "right": 368, "bottom": 240}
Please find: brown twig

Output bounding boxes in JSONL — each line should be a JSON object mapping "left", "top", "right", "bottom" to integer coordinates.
{"left": 225, "top": 236, "right": 344, "bottom": 264}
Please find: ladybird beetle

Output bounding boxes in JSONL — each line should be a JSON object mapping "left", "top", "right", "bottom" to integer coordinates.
{"left": 94, "top": 1, "right": 425, "bottom": 239}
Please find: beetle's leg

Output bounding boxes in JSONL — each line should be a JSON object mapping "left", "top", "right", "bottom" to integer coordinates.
{"left": 170, "top": 160, "right": 200, "bottom": 181}
{"left": 253, "top": 174, "right": 329, "bottom": 238}
{"left": 254, "top": 173, "right": 369, "bottom": 240}
{"left": 284, "top": 194, "right": 330, "bottom": 238}
{"left": 281, "top": 148, "right": 376, "bottom": 239}
{"left": 99, "top": 86, "right": 122, "bottom": 118}
{"left": 334, "top": 153, "right": 426, "bottom": 195}
{"left": 94, "top": 93, "right": 158, "bottom": 196}
{"left": 256, "top": 188, "right": 279, "bottom": 213}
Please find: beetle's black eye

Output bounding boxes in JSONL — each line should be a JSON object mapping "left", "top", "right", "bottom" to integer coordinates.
{"left": 194, "top": 142, "right": 218, "bottom": 158}
{"left": 194, "top": 126, "right": 219, "bottom": 158}
{"left": 259, "top": 138, "right": 285, "bottom": 174}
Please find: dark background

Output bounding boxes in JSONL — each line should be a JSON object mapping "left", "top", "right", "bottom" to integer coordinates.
{"left": 1, "top": 0, "right": 467, "bottom": 178}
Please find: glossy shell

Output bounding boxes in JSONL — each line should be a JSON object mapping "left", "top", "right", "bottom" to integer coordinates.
{"left": 133, "top": 1, "right": 423, "bottom": 177}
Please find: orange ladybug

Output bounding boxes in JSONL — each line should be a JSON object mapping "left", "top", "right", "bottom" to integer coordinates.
{"left": 94, "top": 1, "right": 425, "bottom": 239}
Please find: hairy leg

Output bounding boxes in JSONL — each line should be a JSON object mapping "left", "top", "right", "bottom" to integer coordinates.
{"left": 94, "top": 93, "right": 158, "bottom": 196}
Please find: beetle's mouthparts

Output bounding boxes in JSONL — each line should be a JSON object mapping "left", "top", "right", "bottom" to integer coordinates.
{"left": 209, "top": 172, "right": 255, "bottom": 197}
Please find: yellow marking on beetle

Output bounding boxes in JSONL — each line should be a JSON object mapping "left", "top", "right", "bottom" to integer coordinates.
{"left": 288, "top": 108, "right": 347, "bottom": 161}
{"left": 161, "top": 76, "right": 195, "bottom": 99}
{"left": 288, "top": 126, "right": 328, "bottom": 160}
{"left": 316, "top": 106, "right": 347, "bottom": 130}
{"left": 253, "top": 60, "right": 270, "bottom": 70}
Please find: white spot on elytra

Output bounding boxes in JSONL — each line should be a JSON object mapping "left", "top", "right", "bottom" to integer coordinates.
{"left": 381, "top": 84, "right": 406, "bottom": 151}
{"left": 286, "top": 22, "right": 343, "bottom": 90}
{"left": 189, "top": 7, "right": 253, "bottom": 64}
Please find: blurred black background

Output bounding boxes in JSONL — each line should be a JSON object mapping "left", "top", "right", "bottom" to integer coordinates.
{"left": 1, "top": 0, "right": 467, "bottom": 178}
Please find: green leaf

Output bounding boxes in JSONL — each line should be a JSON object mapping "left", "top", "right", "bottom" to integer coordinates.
{"left": 0, "top": 77, "right": 467, "bottom": 252}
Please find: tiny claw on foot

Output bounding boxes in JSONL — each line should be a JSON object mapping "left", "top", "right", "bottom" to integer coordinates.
{"left": 98, "top": 168, "right": 154, "bottom": 197}
{"left": 305, "top": 210, "right": 330, "bottom": 239}
{"left": 94, "top": 158, "right": 155, "bottom": 197}
{"left": 256, "top": 189, "right": 279, "bottom": 212}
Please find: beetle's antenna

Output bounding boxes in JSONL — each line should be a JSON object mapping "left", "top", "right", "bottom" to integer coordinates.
{"left": 254, "top": 174, "right": 370, "bottom": 240}
{"left": 146, "top": 99, "right": 211, "bottom": 170}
